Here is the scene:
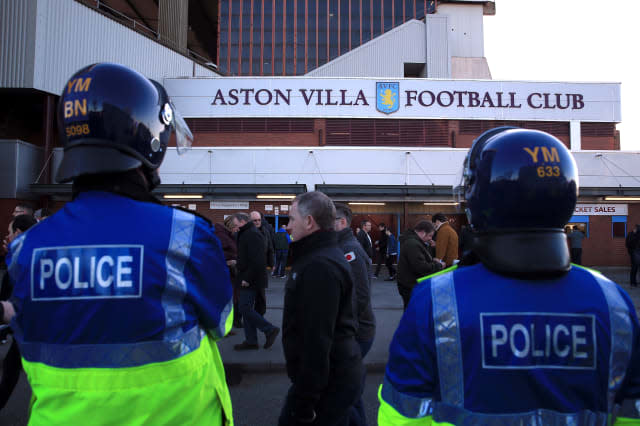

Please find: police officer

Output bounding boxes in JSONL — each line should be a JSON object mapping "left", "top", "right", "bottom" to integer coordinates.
{"left": 1, "top": 63, "right": 234, "bottom": 424}
{"left": 378, "top": 128, "right": 640, "bottom": 424}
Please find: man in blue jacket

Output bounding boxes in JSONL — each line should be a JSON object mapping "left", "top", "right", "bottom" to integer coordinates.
{"left": 379, "top": 127, "right": 640, "bottom": 425}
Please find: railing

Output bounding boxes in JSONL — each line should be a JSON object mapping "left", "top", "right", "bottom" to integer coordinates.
{"left": 76, "top": 0, "right": 217, "bottom": 70}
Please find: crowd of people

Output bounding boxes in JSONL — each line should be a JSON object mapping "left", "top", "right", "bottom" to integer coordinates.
{"left": 1, "top": 63, "right": 639, "bottom": 425}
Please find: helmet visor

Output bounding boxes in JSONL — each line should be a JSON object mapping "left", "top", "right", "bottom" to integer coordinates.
{"left": 453, "top": 152, "right": 471, "bottom": 204}
{"left": 171, "top": 103, "right": 193, "bottom": 155}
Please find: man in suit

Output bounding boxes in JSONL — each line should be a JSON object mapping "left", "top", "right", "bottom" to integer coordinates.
{"left": 356, "top": 220, "right": 373, "bottom": 261}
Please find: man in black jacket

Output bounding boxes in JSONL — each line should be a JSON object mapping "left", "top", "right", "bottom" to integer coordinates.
{"left": 280, "top": 192, "right": 363, "bottom": 426}
{"left": 231, "top": 213, "right": 280, "bottom": 351}
{"left": 374, "top": 222, "right": 389, "bottom": 278}
{"left": 334, "top": 203, "right": 375, "bottom": 426}
{"left": 626, "top": 224, "right": 640, "bottom": 287}
{"left": 396, "top": 221, "right": 445, "bottom": 310}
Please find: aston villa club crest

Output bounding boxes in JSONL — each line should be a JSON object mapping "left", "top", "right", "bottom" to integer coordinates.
{"left": 376, "top": 82, "right": 399, "bottom": 114}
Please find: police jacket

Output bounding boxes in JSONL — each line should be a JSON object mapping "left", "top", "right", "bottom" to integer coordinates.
{"left": 236, "top": 221, "right": 268, "bottom": 288}
{"left": 6, "top": 189, "right": 234, "bottom": 425}
{"left": 282, "top": 230, "right": 363, "bottom": 418}
{"left": 336, "top": 228, "right": 376, "bottom": 342}
{"left": 379, "top": 263, "right": 640, "bottom": 425}
{"left": 397, "top": 229, "right": 443, "bottom": 290}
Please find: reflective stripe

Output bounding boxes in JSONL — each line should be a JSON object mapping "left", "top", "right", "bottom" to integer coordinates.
{"left": 380, "top": 375, "right": 434, "bottom": 418}
{"left": 583, "top": 267, "right": 633, "bottom": 415}
{"left": 432, "top": 402, "right": 612, "bottom": 425}
{"left": 7, "top": 232, "right": 27, "bottom": 275}
{"left": 18, "top": 325, "right": 205, "bottom": 368}
{"left": 163, "top": 209, "right": 195, "bottom": 346}
{"left": 430, "top": 272, "right": 464, "bottom": 407}
{"left": 212, "top": 299, "right": 234, "bottom": 339}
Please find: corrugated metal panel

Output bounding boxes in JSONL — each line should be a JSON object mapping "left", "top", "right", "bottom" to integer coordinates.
{"left": 28, "top": 0, "right": 217, "bottom": 95}
{"left": 436, "top": 4, "right": 484, "bottom": 57}
{"left": 426, "top": 15, "right": 450, "bottom": 78}
{"left": 0, "top": 0, "right": 36, "bottom": 88}
{"left": 0, "top": 140, "right": 43, "bottom": 199}
{"left": 158, "top": 0, "right": 188, "bottom": 54}
{"left": 306, "top": 20, "right": 426, "bottom": 78}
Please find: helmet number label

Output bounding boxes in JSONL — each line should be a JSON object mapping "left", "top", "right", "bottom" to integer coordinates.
{"left": 537, "top": 165, "right": 560, "bottom": 178}
{"left": 65, "top": 124, "right": 90, "bottom": 137}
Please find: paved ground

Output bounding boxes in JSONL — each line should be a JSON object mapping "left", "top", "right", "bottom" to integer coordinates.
{"left": 220, "top": 266, "right": 640, "bottom": 374}
{"left": 0, "top": 266, "right": 637, "bottom": 424}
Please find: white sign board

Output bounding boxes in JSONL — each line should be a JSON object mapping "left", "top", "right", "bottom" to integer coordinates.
{"left": 265, "top": 205, "right": 273, "bottom": 211}
{"left": 574, "top": 204, "right": 628, "bottom": 216}
{"left": 280, "top": 205, "right": 289, "bottom": 211}
{"left": 165, "top": 77, "right": 621, "bottom": 122}
{"left": 210, "top": 201, "right": 249, "bottom": 210}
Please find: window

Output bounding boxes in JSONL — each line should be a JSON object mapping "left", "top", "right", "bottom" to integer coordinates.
{"left": 612, "top": 216, "right": 627, "bottom": 238}
{"left": 567, "top": 216, "right": 589, "bottom": 238}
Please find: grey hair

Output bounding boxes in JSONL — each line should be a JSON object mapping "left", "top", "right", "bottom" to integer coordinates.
{"left": 333, "top": 202, "right": 353, "bottom": 226}
{"left": 293, "top": 191, "right": 336, "bottom": 231}
{"left": 231, "top": 212, "right": 250, "bottom": 224}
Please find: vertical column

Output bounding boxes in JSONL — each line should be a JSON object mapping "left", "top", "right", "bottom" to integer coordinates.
{"left": 570, "top": 121, "right": 581, "bottom": 151}
{"left": 158, "top": 0, "right": 189, "bottom": 54}
{"left": 42, "top": 94, "right": 55, "bottom": 184}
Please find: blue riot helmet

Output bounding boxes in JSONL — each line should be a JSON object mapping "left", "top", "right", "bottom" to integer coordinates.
{"left": 56, "top": 63, "right": 192, "bottom": 183}
{"left": 457, "top": 127, "right": 579, "bottom": 275}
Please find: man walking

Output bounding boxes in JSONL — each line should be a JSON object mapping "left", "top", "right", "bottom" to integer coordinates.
{"left": 384, "top": 228, "right": 397, "bottom": 281}
{"left": 567, "top": 226, "right": 586, "bottom": 265}
{"left": 356, "top": 220, "right": 373, "bottom": 260}
{"left": 273, "top": 224, "right": 291, "bottom": 278}
{"left": 374, "top": 223, "right": 389, "bottom": 279}
{"left": 334, "top": 203, "right": 376, "bottom": 426}
{"left": 249, "top": 211, "right": 271, "bottom": 315}
{"left": 626, "top": 224, "right": 640, "bottom": 287}
{"left": 432, "top": 213, "right": 459, "bottom": 267}
{"left": 231, "top": 213, "right": 280, "bottom": 351}
{"left": 280, "top": 192, "right": 363, "bottom": 426}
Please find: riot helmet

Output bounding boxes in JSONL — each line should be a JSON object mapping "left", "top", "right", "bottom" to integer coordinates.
{"left": 56, "top": 63, "right": 192, "bottom": 184}
{"left": 457, "top": 127, "right": 579, "bottom": 232}
{"left": 454, "top": 128, "right": 579, "bottom": 276}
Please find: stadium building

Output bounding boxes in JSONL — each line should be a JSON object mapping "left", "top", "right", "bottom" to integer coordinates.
{"left": 1, "top": 0, "right": 638, "bottom": 266}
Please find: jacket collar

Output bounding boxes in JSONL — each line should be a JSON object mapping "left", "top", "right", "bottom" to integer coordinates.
{"left": 238, "top": 221, "right": 256, "bottom": 235}
{"left": 290, "top": 230, "right": 338, "bottom": 262}
{"left": 336, "top": 227, "right": 355, "bottom": 244}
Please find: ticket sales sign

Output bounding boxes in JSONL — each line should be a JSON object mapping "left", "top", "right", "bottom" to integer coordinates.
{"left": 164, "top": 78, "right": 620, "bottom": 122}
{"left": 574, "top": 204, "right": 628, "bottom": 216}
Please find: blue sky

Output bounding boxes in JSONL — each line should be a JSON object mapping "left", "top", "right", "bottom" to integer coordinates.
{"left": 484, "top": 1, "right": 639, "bottom": 150}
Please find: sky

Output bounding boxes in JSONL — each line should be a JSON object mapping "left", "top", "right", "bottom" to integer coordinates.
{"left": 483, "top": 1, "right": 639, "bottom": 151}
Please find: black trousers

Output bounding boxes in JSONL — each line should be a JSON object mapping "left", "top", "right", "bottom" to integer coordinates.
{"left": 397, "top": 284, "right": 413, "bottom": 311}
{"left": 631, "top": 260, "right": 639, "bottom": 286}
{"left": 278, "top": 369, "right": 362, "bottom": 426}
{"left": 570, "top": 248, "right": 582, "bottom": 265}
{"left": 385, "top": 254, "right": 396, "bottom": 277}
{"left": 374, "top": 250, "right": 387, "bottom": 276}
{"left": 255, "top": 286, "right": 266, "bottom": 316}
{"left": 0, "top": 339, "right": 21, "bottom": 410}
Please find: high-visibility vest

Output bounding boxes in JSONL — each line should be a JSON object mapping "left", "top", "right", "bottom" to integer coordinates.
{"left": 6, "top": 191, "right": 234, "bottom": 425}
{"left": 379, "top": 264, "right": 640, "bottom": 425}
